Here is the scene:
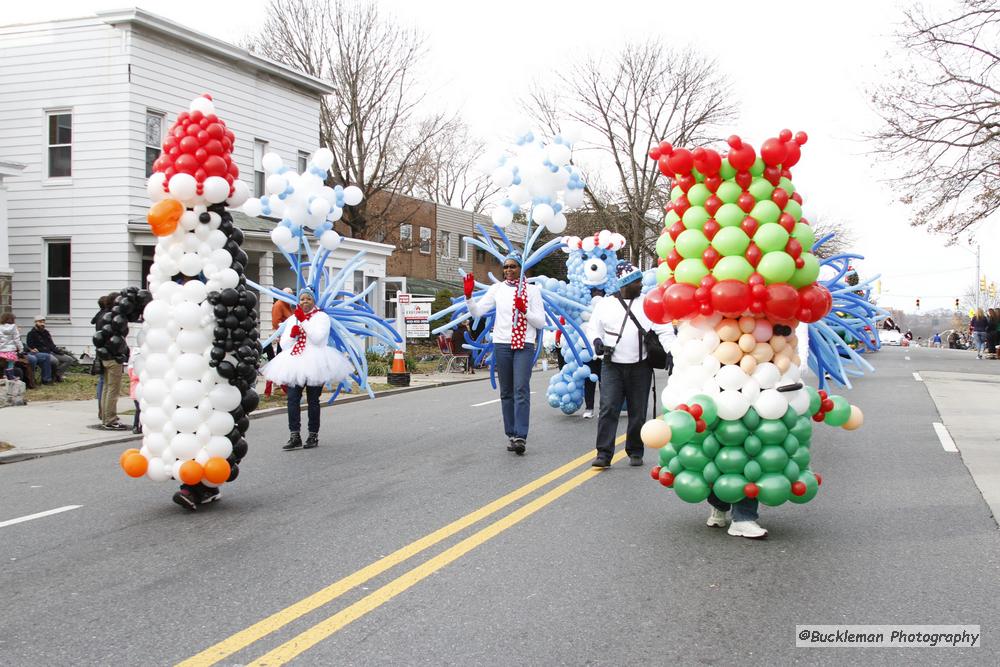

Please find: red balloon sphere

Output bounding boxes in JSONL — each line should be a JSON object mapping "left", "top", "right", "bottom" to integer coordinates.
{"left": 791, "top": 481, "right": 807, "bottom": 496}
{"left": 798, "top": 284, "right": 832, "bottom": 321}
{"left": 667, "top": 148, "right": 694, "bottom": 175}
{"left": 760, "top": 138, "right": 788, "bottom": 166}
{"left": 174, "top": 153, "right": 198, "bottom": 175}
{"left": 203, "top": 155, "right": 228, "bottom": 177}
{"left": 744, "top": 483, "right": 759, "bottom": 499}
{"left": 642, "top": 286, "right": 667, "bottom": 324}
{"left": 711, "top": 280, "right": 751, "bottom": 317}
{"left": 764, "top": 283, "right": 799, "bottom": 321}
{"left": 728, "top": 144, "right": 756, "bottom": 171}
{"left": 651, "top": 465, "right": 662, "bottom": 480}
{"left": 659, "top": 470, "right": 675, "bottom": 487}
{"left": 735, "top": 171, "right": 752, "bottom": 190}
{"left": 663, "top": 283, "right": 698, "bottom": 321}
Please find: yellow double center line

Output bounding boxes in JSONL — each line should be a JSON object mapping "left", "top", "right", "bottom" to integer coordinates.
{"left": 179, "top": 436, "right": 627, "bottom": 667}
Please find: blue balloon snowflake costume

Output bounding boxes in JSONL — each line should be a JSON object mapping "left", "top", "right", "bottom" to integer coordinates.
{"left": 805, "top": 234, "right": 887, "bottom": 390}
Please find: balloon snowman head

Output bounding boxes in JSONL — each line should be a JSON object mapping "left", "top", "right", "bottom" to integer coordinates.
{"left": 640, "top": 130, "right": 864, "bottom": 508}
{"left": 561, "top": 230, "right": 627, "bottom": 295}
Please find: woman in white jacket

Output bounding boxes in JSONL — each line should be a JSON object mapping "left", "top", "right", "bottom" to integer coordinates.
{"left": 262, "top": 288, "right": 352, "bottom": 450}
{"left": 464, "top": 254, "right": 547, "bottom": 455}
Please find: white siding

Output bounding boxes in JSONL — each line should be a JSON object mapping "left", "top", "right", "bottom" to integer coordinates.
{"left": 0, "top": 17, "right": 324, "bottom": 353}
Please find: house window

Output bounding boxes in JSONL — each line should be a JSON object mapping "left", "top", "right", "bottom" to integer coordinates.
{"left": 399, "top": 224, "right": 412, "bottom": 248}
{"left": 145, "top": 111, "right": 164, "bottom": 177}
{"left": 45, "top": 240, "right": 71, "bottom": 316}
{"left": 46, "top": 111, "right": 72, "bottom": 178}
{"left": 254, "top": 140, "right": 268, "bottom": 197}
{"left": 475, "top": 248, "right": 487, "bottom": 263}
{"left": 297, "top": 151, "right": 309, "bottom": 174}
{"left": 439, "top": 231, "right": 451, "bottom": 258}
{"left": 419, "top": 227, "right": 432, "bottom": 254}
{"left": 459, "top": 234, "right": 469, "bottom": 261}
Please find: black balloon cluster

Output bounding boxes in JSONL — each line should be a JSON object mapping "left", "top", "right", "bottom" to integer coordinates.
{"left": 94, "top": 286, "right": 152, "bottom": 363}
{"left": 204, "top": 204, "right": 261, "bottom": 479}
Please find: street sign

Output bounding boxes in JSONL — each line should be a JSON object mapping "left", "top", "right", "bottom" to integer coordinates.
{"left": 397, "top": 292, "right": 411, "bottom": 305}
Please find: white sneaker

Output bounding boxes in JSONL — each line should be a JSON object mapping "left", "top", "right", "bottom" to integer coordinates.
{"left": 706, "top": 508, "right": 729, "bottom": 527}
{"left": 582, "top": 410, "right": 593, "bottom": 419}
{"left": 728, "top": 520, "right": 768, "bottom": 539}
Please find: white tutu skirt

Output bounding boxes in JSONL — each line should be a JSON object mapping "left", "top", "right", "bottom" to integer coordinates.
{"left": 262, "top": 345, "right": 353, "bottom": 387}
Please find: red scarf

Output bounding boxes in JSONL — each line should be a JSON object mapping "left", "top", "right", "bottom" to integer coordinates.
{"left": 290, "top": 308, "right": 316, "bottom": 356}
{"left": 510, "top": 280, "right": 527, "bottom": 350}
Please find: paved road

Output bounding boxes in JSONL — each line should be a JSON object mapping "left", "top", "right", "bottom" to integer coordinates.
{"left": 1, "top": 347, "right": 998, "bottom": 665}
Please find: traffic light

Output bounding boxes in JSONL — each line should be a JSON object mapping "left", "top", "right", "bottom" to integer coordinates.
{"left": 916, "top": 298, "right": 920, "bottom": 309}
{"left": 981, "top": 276, "right": 987, "bottom": 291}
{"left": 955, "top": 298, "right": 960, "bottom": 309}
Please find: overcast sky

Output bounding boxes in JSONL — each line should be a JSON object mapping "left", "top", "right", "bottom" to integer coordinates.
{"left": 5, "top": 0, "right": 997, "bottom": 313}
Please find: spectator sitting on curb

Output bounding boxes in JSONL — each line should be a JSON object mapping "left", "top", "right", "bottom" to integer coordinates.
{"left": 26, "top": 315, "right": 75, "bottom": 382}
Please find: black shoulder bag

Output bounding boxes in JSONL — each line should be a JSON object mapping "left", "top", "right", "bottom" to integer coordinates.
{"left": 616, "top": 294, "right": 668, "bottom": 370}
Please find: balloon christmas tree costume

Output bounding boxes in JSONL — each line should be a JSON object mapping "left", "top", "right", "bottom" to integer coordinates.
{"left": 639, "top": 131, "right": 864, "bottom": 536}
{"left": 119, "top": 95, "right": 260, "bottom": 510}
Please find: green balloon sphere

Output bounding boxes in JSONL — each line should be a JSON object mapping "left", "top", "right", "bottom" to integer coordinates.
{"left": 711, "top": 226, "right": 751, "bottom": 257}
{"left": 655, "top": 263, "right": 672, "bottom": 285}
{"left": 778, "top": 176, "right": 796, "bottom": 195}
{"left": 687, "top": 183, "right": 711, "bottom": 207}
{"left": 758, "top": 251, "right": 796, "bottom": 284}
{"left": 743, "top": 433, "right": 763, "bottom": 457}
{"left": 753, "top": 223, "right": 790, "bottom": 253}
{"left": 712, "top": 256, "right": 754, "bottom": 282}
{"left": 782, "top": 434, "right": 800, "bottom": 456}
{"left": 665, "top": 210, "right": 681, "bottom": 227}
{"left": 655, "top": 233, "right": 674, "bottom": 259}
{"left": 715, "top": 446, "right": 750, "bottom": 473}
{"left": 789, "top": 253, "right": 820, "bottom": 288}
{"left": 658, "top": 444, "right": 678, "bottom": 467}
{"left": 690, "top": 394, "right": 719, "bottom": 427}
{"left": 750, "top": 200, "right": 781, "bottom": 225}
{"left": 716, "top": 420, "right": 750, "bottom": 447}
{"left": 719, "top": 162, "right": 737, "bottom": 181}
{"left": 757, "top": 445, "right": 789, "bottom": 473}
{"left": 673, "top": 470, "right": 711, "bottom": 503}
{"left": 783, "top": 199, "right": 803, "bottom": 221}
{"left": 664, "top": 410, "right": 697, "bottom": 444}
{"left": 716, "top": 180, "right": 741, "bottom": 203}
{"left": 781, "top": 406, "right": 799, "bottom": 429}
{"left": 787, "top": 471, "right": 819, "bottom": 504}
{"left": 748, "top": 178, "right": 775, "bottom": 202}
{"left": 670, "top": 186, "right": 683, "bottom": 201}
{"left": 741, "top": 407, "right": 761, "bottom": 431}
{"left": 713, "top": 473, "right": 748, "bottom": 503}
{"left": 674, "top": 258, "right": 710, "bottom": 286}
{"left": 791, "top": 416, "right": 813, "bottom": 443}
{"left": 756, "top": 472, "right": 792, "bottom": 506}
{"left": 703, "top": 461, "right": 721, "bottom": 484}
{"left": 755, "top": 419, "right": 789, "bottom": 446}
{"left": 682, "top": 206, "right": 710, "bottom": 230}
{"left": 678, "top": 444, "right": 711, "bottom": 471}
{"left": 824, "top": 395, "right": 852, "bottom": 427}
{"left": 668, "top": 456, "right": 684, "bottom": 474}
{"left": 701, "top": 433, "right": 720, "bottom": 459}
{"left": 805, "top": 387, "right": 821, "bottom": 416}
{"left": 675, "top": 229, "right": 710, "bottom": 259}
{"left": 791, "top": 445, "right": 811, "bottom": 469}
{"left": 791, "top": 222, "right": 815, "bottom": 251}
{"left": 715, "top": 202, "right": 744, "bottom": 228}
{"left": 743, "top": 460, "right": 762, "bottom": 482}
{"left": 784, "top": 460, "right": 801, "bottom": 482}
{"left": 749, "top": 157, "right": 765, "bottom": 177}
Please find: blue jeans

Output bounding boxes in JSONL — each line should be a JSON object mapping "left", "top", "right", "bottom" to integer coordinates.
{"left": 707, "top": 492, "right": 759, "bottom": 522}
{"left": 973, "top": 331, "right": 987, "bottom": 355}
{"left": 287, "top": 384, "right": 322, "bottom": 434}
{"left": 27, "top": 352, "right": 53, "bottom": 382}
{"left": 494, "top": 343, "right": 534, "bottom": 439}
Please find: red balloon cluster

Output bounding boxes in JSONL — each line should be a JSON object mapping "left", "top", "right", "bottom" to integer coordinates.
{"left": 811, "top": 389, "right": 836, "bottom": 422}
{"left": 643, "top": 278, "right": 831, "bottom": 325}
{"left": 650, "top": 130, "right": 809, "bottom": 188}
{"left": 152, "top": 94, "right": 239, "bottom": 197}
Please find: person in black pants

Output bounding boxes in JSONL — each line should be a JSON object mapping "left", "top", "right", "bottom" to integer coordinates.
{"left": 586, "top": 262, "right": 675, "bottom": 467}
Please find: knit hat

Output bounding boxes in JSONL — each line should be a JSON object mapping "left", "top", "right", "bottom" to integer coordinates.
{"left": 503, "top": 252, "right": 522, "bottom": 266}
{"left": 615, "top": 261, "right": 642, "bottom": 291}
{"left": 298, "top": 287, "right": 316, "bottom": 300}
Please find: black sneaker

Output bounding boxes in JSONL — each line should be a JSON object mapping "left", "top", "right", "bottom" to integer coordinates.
{"left": 506, "top": 438, "right": 516, "bottom": 452}
{"left": 303, "top": 432, "right": 319, "bottom": 449}
{"left": 628, "top": 456, "right": 644, "bottom": 467}
{"left": 591, "top": 457, "right": 611, "bottom": 468}
{"left": 101, "top": 421, "right": 129, "bottom": 431}
{"left": 172, "top": 488, "right": 198, "bottom": 511}
{"left": 282, "top": 432, "right": 303, "bottom": 451}
{"left": 512, "top": 438, "right": 526, "bottom": 456}
{"left": 197, "top": 486, "right": 221, "bottom": 505}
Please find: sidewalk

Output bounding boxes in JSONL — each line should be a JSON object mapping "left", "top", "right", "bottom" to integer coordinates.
{"left": 0, "top": 372, "right": 485, "bottom": 464}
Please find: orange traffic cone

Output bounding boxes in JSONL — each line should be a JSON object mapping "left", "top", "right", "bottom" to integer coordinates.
{"left": 391, "top": 348, "right": 407, "bottom": 373}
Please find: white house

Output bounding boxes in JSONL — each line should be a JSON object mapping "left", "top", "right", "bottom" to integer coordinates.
{"left": 0, "top": 160, "right": 26, "bottom": 315}
{"left": 0, "top": 8, "right": 393, "bottom": 354}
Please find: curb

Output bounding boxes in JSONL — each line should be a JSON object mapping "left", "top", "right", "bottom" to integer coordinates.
{"left": 0, "top": 374, "right": 487, "bottom": 465}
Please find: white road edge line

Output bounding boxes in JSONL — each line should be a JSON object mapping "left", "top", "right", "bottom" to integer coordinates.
{"left": 913, "top": 372, "right": 923, "bottom": 381}
{"left": 472, "top": 391, "right": 536, "bottom": 407}
{"left": 932, "top": 422, "right": 958, "bottom": 452}
{"left": 0, "top": 505, "right": 82, "bottom": 529}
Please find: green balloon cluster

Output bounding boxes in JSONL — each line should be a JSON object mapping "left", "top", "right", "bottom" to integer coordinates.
{"left": 656, "top": 394, "right": 823, "bottom": 506}
{"left": 658, "top": 164, "right": 820, "bottom": 288}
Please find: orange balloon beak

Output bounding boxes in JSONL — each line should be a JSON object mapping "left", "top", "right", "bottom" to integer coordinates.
{"left": 148, "top": 199, "right": 184, "bottom": 236}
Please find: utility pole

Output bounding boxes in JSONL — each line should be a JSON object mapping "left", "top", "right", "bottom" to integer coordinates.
{"left": 976, "top": 244, "right": 981, "bottom": 311}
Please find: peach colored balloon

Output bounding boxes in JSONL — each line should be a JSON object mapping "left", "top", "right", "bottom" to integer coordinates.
{"left": 641, "top": 419, "right": 673, "bottom": 448}
{"left": 738, "top": 316, "right": 756, "bottom": 334}
{"left": 716, "top": 320, "right": 741, "bottom": 342}
{"left": 752, "top": 342, "right": 774, "bottom": 363}
{"left": 738, "top": 333, "right": 757, "bottom": 353}
{"left": 752, "top": 320, "right": 773, "bottom": 342}
{"left": 714, "top": 341, "right": 742, "bottom": 365}
{"left": 739, "top": 355, "right": 758, "bottom": 374}
{"left": 774, "top": 355, "right": 790, "bottom": 373}
{"left": 843, "top": 405, "right": 864, "bottom": 430}
{"left": 771, "top": 335, "right": 787, "bottom": 352}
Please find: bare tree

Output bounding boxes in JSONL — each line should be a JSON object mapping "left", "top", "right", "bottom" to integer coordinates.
{"left": 245, "top": 0, "right": 450, "bottom": 240}
{"left": 871, "top": 1, "right": 1000, "bottom": 240}
{"left": 407, "top": 119, "right": 499, "bottom": 213}
{"left": 809, "top": 216, "right": 858, "bottom": 259}
{"left": 526, "top": 41, "right": 736, "bottom": 265}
